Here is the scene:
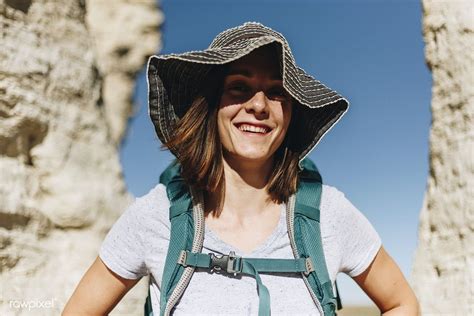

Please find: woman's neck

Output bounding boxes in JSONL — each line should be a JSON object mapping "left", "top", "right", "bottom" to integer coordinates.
{"left": 207, "top": 155, "right": 277, "bottom": 220}
{"left": 223, "top": 154, "right": 274, "bottom": 188}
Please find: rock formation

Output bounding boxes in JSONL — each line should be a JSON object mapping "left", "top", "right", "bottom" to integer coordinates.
{"left": 86, "top": 0, "right": 163, "bottom": 145}
{"left": 0, "top": 0, "right": 162, "bottom": 314}
{"left": 412, "top": 0, "right": 474, "bottom": 314}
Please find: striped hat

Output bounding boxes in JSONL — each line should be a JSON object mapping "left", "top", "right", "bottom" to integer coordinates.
{"left": 147, "top": 22, "right": 349, "bottom": 163}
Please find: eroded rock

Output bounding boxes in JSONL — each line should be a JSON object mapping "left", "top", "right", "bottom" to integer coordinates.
{"left": 412, "top": 1, "right": 474, "bottom": 314}
{"left": 0, "top": 0, "right": 162, "bottom": 314}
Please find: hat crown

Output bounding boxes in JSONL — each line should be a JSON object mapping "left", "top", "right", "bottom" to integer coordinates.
{"left": 209, "top": 22, "right": 287, "bottom": 49}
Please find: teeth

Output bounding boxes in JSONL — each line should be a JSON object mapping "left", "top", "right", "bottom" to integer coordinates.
{"left": 238, "top": 124, "right": 268, "bottom": 134}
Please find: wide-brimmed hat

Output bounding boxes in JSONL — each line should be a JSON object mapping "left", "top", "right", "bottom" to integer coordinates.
{"left": 147, "top": 22, "right": 349, "bottom": 163}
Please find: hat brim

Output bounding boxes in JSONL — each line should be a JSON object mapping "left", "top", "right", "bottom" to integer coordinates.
{"left": 147, "top": 25, "right": 349, "bottom": 163}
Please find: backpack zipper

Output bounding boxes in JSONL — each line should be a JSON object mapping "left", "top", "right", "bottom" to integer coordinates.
{"left": 286, "top": 194, "right": 324, "bottom": 315}
{"left": 164, "top": 189, "right": 205, "bottom": 315}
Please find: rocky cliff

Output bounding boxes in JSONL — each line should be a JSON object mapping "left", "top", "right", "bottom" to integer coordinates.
{"left": 0, "top": 0, "right": 162, "bottom": 314}
{"left": 412, "top": 0, "right": 474, "bottom": 314}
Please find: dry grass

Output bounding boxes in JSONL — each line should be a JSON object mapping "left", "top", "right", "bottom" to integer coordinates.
{"left": 338, "top": 305, "right": 380, "bottom": 316}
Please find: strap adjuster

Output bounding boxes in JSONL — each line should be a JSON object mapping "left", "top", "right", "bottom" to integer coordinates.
{"left": 210, "top": 251, "right": 242, "bottom": 275}
{"left": 177, "top": 250, "right": 187, "bottom": 266}
{"left": 304, "top": 257, "right": 315, "bottom": 276}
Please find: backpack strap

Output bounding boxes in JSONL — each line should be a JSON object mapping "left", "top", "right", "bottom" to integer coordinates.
{"left": 144, "top": 287, "right": 153, "bottom": 316}
{"left": 178, "top": 251, "right": 312, "bottom": 274}
{"left": 159, "top": 162, "right": 196, "bottom": 315}
{"left": 293, "top": 158, "right": 339, "bottom": 315}
{"left": 335, "top": 281, "right": 343, "bottom": 310}
{"left": 178, "top": 250, "right": 314, "bottom": 316}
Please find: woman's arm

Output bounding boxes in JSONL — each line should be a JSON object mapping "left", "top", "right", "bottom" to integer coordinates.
{"left": 62, "top": 256, "right": 141, "bottom": 316}
{"left": 352, "top": 246, "right": 420, "bottom": 315}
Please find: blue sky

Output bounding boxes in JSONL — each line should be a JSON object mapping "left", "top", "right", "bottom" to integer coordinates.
{"left": 121, "top": 0, "right": 431, "bottom": 306}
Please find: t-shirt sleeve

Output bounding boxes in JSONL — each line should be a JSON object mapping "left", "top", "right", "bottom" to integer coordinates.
{"left": 326, "top": 186, "right": 382, "bottom": 278}
{"left": 99, "top": 196, "right": 149, "bottom": 280}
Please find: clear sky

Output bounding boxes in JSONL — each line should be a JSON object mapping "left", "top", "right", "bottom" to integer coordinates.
{"left": 121, "top": 0, "right": 431, "bottom": 306}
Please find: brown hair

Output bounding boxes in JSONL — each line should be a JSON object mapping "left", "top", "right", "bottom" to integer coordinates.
{"left": 164, "top": 65, "right": 301, "bottom": 214}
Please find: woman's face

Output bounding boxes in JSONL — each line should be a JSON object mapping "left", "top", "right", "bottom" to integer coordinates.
{"left": 217, "top": 46, "right": 293, "bottom": 165}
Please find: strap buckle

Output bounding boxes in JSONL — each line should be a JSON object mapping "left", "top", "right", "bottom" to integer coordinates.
{"left": 210, "top": 251, "right": 242, "bottom": 275}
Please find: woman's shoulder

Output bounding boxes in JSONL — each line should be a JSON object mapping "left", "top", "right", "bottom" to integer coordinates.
{"left": 319, "top": 185, "right": 382, "bottom": 277}
{"left": 125, "top": 183, "right": 171, "bottom": 224}
{"left": 320, "top": 184, "right": 347, "bottom": 212}
{"left": 134, "top": 182, "right": 169, "bottom": 206}
{"left": 319, "top": 184, "right": 367, "bottom": 226}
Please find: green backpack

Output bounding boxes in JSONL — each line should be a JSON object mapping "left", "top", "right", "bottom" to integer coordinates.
{"left": 144, "top": 158, "right": 342, "bottom": 315}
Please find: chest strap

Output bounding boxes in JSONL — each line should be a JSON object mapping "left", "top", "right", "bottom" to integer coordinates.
{"left": 177, "top": 250, "right": 315, "bottom": 316}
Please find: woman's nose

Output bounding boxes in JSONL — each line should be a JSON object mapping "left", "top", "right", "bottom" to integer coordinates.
{"left": 245, "top": 91, "right": 269, "bottom": 115}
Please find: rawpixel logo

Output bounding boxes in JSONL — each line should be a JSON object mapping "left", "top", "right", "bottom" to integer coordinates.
{"left": 9, "top": 298, "right": 57, "bottom": 311}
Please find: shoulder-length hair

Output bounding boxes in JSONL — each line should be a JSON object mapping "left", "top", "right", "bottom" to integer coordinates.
{"left": 164, "top": 64, "right": 301, "bottom": 213}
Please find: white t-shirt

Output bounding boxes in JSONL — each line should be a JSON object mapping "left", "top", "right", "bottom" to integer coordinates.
{"left": 99, "top": 183, "right": 382, "bottom": 315}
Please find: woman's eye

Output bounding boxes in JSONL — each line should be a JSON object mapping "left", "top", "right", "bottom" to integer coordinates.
{"left": 268, "top": 88, "right": 289, "bottom": 101}
{"left": 227, "top": 83, "right": 249, "bottom": 94}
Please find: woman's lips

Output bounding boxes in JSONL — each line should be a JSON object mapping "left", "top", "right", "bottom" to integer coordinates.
{"left": 234, "top": 123, "right": 272, "bottom": 135}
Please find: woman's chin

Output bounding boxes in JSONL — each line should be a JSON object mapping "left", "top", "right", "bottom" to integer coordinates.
{"left": 225, "top": 150, "right": 274, "bottom": 165}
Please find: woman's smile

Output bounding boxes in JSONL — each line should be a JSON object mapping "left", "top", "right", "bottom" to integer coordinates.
{"left": 235, "top": 122, "right": 272, "bottom": 135}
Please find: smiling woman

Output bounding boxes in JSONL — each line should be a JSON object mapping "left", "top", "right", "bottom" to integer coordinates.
{"left": 63, "top": 22, "right": 420, "bottom": 316}
{"left": 218, "top": 45, "right": 293, "bottom": 166}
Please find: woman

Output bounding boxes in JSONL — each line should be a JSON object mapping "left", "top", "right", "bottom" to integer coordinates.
{"left": 63, "top": 22, "right": 419, "bottom": 315}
